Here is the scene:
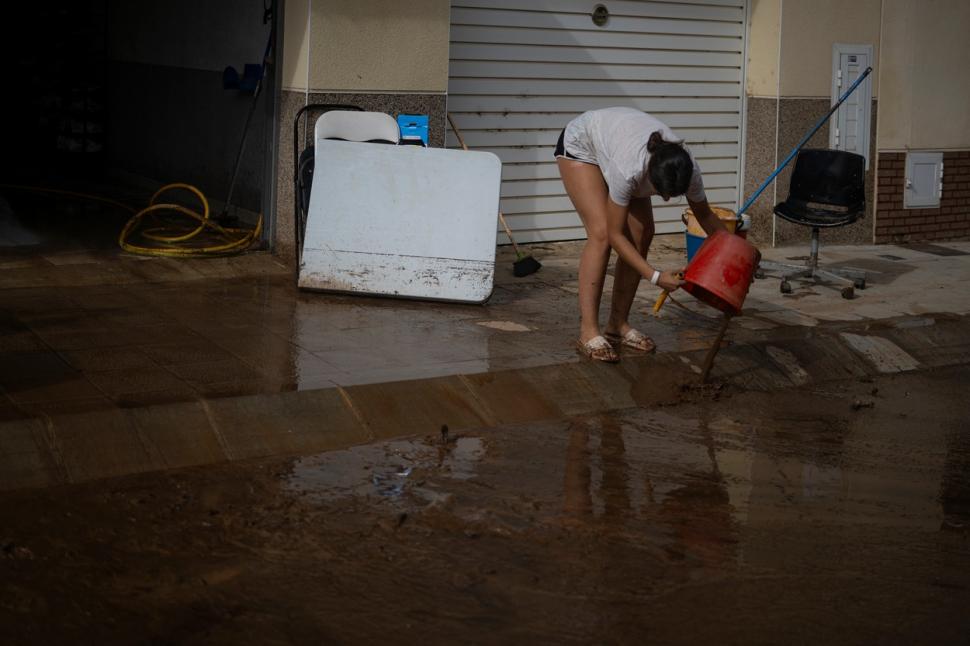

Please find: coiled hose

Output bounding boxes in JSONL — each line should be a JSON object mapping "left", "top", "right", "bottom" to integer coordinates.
{"left": 0, "top": 183, "right": 262, "bottom": 257}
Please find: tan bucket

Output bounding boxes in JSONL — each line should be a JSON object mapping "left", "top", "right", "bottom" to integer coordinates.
{"left": 682, "top": 206, "right": 740, "bottom": 236}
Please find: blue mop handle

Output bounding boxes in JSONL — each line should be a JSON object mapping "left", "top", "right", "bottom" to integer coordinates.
{"left": 736, "top": 66, "right": 873, "bottom": 219}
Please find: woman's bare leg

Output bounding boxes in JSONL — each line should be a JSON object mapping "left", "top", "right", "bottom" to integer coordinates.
{"left": 557, "top": 158, "right": 612, "bottom": 344}
{"left": 607, "top": 198, "right": 654, "bottom": 336}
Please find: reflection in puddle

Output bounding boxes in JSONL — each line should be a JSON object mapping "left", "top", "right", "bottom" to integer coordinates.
{"left": 285, "top": 436, "right": 486, "bottom": 503}
{"left": 4, "top": 367, "right": 969, "bottom": 643}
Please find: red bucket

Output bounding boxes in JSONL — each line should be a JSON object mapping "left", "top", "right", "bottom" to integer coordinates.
{"left": 683, "top": 230, "right": 759, "bottom": 316}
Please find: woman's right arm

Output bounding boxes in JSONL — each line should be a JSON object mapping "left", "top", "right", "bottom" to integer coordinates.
{"left": 605, "top": 199, "right": 684, "bottom": 291}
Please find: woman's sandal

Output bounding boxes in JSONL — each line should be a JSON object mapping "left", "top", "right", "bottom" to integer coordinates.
{"left": 605, "top": 328, "right": 657, "bottom": 354}
{"left": 576, "top": 335, "right": 619, "bottom": 363}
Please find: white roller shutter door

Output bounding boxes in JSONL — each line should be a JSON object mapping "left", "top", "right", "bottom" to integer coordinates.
{"left": 447, "top": 0, "right": 746, "bottom": 243}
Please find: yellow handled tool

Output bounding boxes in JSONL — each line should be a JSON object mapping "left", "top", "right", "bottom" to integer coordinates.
{"left": 651, "top": 272, "right": 685, "bottom": 315}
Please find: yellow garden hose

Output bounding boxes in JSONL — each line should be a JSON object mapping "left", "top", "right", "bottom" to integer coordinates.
{"left": 0, "top": 183, "right": 262, "bottom": 257}
{"left": 118, "top": 183, "right": 262, "bottom": 256}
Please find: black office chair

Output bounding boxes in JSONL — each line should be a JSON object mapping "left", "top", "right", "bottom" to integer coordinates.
{"left": 764, "top": 149, "right": 868, "bottom": 299}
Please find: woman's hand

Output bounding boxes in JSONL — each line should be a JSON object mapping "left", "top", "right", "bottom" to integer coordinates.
{"left": 657, "top": 269, "right": 686, "bottom": 292}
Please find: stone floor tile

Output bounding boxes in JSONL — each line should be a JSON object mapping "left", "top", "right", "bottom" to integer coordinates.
{"left": 203, "top": 389, "right": 367, "bottom": 460}
{"left": 758, "top": 309, "right": 820, "bottom": 327}
{"left": 114, "top": 387, "right": 199, "bottom": 408}
{"left": 0, "top": 418, "right": 62, "bottom": 489}
{"left": 344, "top": 375, "right": 492, "bottom": 439}
{"left": 14, "top": 396, "right": 115, "bottom": 417}
{"left": 87, "top": 366, "right": 189, "bottom": 397}
{"left": 59, "top": 347, "right": 156, "bottom": 372}
{"left": 139, "top": 339, "right": 237, "bottom": 366}
{"left": 126, "top": 401, "right": 226, "bottom": 469}
{"left": 50, "top": 408, "right": 163, "bottom": 482}
{"left": 166, "top": 358, "right": 264, "bottom": 386}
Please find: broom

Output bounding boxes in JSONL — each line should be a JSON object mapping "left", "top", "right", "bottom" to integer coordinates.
{"left": 447, "top": 114, "right": 541, "bottom": 277}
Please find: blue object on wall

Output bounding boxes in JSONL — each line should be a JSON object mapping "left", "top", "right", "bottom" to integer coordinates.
{"left": 397, "top": 114, "right": 429, "bottom": 146}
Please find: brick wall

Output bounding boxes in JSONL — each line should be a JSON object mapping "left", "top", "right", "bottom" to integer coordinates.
{"left": 875, "top": 151, "right": 970, "bottom": 243}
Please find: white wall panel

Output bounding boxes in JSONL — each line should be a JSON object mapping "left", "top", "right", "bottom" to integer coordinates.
{"left": 448, "top": 0, "right": 746, "bottom": 243}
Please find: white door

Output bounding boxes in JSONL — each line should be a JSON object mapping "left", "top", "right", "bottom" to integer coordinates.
{"left": 447, "top": 0, "right": 747, "bottom": 243}
{"left": 830, "top": 44, "right": 873, "bottom": 169}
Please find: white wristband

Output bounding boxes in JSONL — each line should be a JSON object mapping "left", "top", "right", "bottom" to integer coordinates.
{"left": 650, "top": 270, "right": 661, "bottom": 286}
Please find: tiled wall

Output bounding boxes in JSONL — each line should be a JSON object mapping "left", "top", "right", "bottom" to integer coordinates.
{"left": 875, "top": 151, "right": 970, "bottom": 243}
{"left": 742, "top": 98, "right": 779, "bottom": 246}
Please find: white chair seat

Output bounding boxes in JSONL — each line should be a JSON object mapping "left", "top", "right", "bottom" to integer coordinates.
{"left": 313, "top": 111, "right": 400, "bottom": 144}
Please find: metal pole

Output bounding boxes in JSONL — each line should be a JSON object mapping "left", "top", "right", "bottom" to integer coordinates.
{"left": 219, "top": 32, "right": 275, "bottom": 223}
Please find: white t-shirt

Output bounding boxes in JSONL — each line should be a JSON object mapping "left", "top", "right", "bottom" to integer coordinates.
{"left": 562, "top": 107, "right": 706, "bottom": 207}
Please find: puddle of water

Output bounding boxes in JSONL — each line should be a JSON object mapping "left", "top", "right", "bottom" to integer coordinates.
{"left": 285, "top": 436, "right": 486, "bottom": 503}
{"left": 892, "top": 316, "right": 936, "bottom": 329}
{"left": 941, "top": 421, "right": 970, "bottom": 531}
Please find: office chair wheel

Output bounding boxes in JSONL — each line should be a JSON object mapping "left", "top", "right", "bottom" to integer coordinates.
{"left": 853, "top": 277, "right": 866, "bottom": 290}
{"left": 755, "top": 269, "right": 766, "bottom": 280}
{"left": 780, "top": 280, "right": 792, "bottom": 294}
{"left": 841, "top": 286, "right": 855, "bottom": 299}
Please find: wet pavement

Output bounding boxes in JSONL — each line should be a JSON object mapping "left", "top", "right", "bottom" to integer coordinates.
{"left": 2, "top": 366, "right": 968, "bottom": 644}
{"left": 1, "top": 236, "right": 968, "bottom": 411}
{"left": 2, "top": 183, "right": 970, "bottom": 410}
{"left": 1, "top": 219, "right": 970, "bottom": 490}
{"left": 2, "top": 191, "right": 970, "bottom": 642}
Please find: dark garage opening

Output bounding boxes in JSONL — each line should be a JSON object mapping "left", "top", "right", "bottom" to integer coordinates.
{"left": 0, "top": 0, "right": 278, "bottom": 257}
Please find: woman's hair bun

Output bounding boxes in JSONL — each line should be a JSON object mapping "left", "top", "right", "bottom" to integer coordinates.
{"left": 646, "top": 130, "right": 669, "bottom": 154}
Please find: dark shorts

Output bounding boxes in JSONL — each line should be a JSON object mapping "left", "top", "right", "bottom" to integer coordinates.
{"left": 554, "top": 128, "right": 580, "bottom": 160}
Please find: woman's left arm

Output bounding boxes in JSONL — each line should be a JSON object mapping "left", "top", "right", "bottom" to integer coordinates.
{"left": 686, "top": 198, "right": 729, "bottom": 236}
{"left": 606, "top": 199, "right": 684, "bottom": 291}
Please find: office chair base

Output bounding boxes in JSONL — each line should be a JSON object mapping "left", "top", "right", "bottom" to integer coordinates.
{"left": 760, "top": 259, "right": 866, "bottom": 299}
{"left": 779, "top": 277, "right": 854, "bottom": 300}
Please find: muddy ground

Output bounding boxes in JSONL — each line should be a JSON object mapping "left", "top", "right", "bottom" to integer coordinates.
{"left": 2, "top": 366, "right": 969, "bottom": 645}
